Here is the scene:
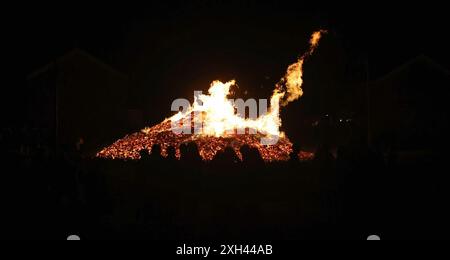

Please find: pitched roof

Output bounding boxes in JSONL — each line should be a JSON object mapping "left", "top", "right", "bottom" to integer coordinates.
{"left": 27, "top": 48, "right": 127, "bottom": 80}
{"left": 375, "top": 54, "right": 450, "bottom": 83}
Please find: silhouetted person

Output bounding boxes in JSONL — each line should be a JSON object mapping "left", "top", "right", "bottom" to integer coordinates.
{"left": 146, "top": 144, "right": 164, "bottom": 173}
{"left": 239, "top": 145, "right": 265, "bottom": 178}
{"left": 180, "top": 143, "right": 203, "bottom": 171}
{"left": 213, "top": 147, "right": 240, "bottom": 173}
{"left": 140, "top": 149, "right": 151, "bottom": 161}
{"left": 166, "top": 146, "right": 177, "bottom": 162}
{"left": 289, "top": 143, "right": 302, "bottom": 164}
{"left": 138, "top": 149, "right": 153, "bottom": 175}
{"left": 240, "top": 145, "right": 264, "bottom": 166}
{"left": 165, "top": 146, "right": 179, "bottom": 174}
{"left": 180, "top": 144, "right": 188, "bottom": 158}
{"left": 315, "top": 144, "right": 334, "bottom": 166}
{"left": 150, "top": 144, "right": 163, "bottom": 162}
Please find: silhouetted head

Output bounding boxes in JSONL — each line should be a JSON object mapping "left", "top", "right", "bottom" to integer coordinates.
{"left": 240, "top": 145, "right": 263, "bottom": 165}
{"left": 180, "top": 144, "right": 189, "bottom": 159}
{"left": 292, "top": 143, "right": 301, "bottom": 155}
{"left": 214, "top": 147, "right": 240, "bottom": 165}
{"left": 139, "top": 149, "right": 151, "bottom": 161}
{"left": 150, "top": 144, "right": 163, "bottom": 161}
{"left": 289, "top": 144, "right": 302, "bottom": 163}
{"left": 240, "top": 145, "right": 252, "bottom": 156}
{"left": 180, "top": 142, "right": 202, "bottom": 163}
{"left": 167, "top": 146, "right": 177, "bottom": 161}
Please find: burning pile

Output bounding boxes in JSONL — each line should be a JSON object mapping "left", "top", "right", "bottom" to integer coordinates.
{"left": 97, "top": 30, "right": 326, "bottom": 162}
{"left": 96, "top": 119, "right": 294, "bottom": 162}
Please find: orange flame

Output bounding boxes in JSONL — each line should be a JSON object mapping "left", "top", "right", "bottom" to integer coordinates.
{"left": 161, "top": 80, "right": 284, "bottom": 139}
{"left": 277, "top": 29, "right": 327, "bottom": 106}
{"left": 97, "top": 30, "right": 327, "bottom": 161}
{"left": 163, "top": 30, "right": 327, "bottom": 140}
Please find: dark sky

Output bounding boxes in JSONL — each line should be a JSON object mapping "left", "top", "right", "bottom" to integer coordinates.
{"left": 3, "top": 0, "right": 449, "bottom": 126}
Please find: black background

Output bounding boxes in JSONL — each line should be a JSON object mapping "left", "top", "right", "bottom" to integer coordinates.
{"left": 1, "top": 0, "right": 450, "bottom": 241}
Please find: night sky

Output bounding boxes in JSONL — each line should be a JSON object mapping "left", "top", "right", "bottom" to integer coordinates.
{"left": 4, "top": 1, "right": 449, "bottom": 127}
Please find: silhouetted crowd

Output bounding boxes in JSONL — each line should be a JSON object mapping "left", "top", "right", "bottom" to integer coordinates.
{"left": 1, "top": 126, "right": 449, "bottom": 240}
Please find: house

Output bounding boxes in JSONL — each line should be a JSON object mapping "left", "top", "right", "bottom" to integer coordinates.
{"left": 27, "top": 49, "right": 130, "bottom": 154}
{"left": 369, "top": 55, "right": 450, "bottom": 153}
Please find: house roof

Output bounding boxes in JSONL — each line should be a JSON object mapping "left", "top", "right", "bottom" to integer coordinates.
{"left": 27, "top": 48, "right": 127, "bottom": 80}
{"left": 375, "top": 54, "right": 450, "bottom": 83}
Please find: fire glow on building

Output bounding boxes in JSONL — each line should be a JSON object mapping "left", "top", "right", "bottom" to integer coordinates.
{"left": 97, "top": 30, "right": 327, "bottom": 162}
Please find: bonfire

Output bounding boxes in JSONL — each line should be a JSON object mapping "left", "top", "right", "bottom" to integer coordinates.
{"left": 97, "top": 30, "right": 327, "bottom": 162}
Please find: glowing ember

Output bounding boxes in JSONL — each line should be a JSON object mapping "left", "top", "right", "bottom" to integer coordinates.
{"left": 97, "top": 30, "right": 326, "bottom": 162}
{"left": 96, "top": 118, "right": 293, "bottom": 162}
{"left": 298, "top": 151, "right": 315, "bottom": 161}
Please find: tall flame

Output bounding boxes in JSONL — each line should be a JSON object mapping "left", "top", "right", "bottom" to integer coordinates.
{"left": 166, "top": 30, "right": 327, "bottom": 139}
{"left": 97, "top": 30, "right": 327, "bottom": 162}
{"left": 277, "top": 29, "right": 327, "bottom": 106}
